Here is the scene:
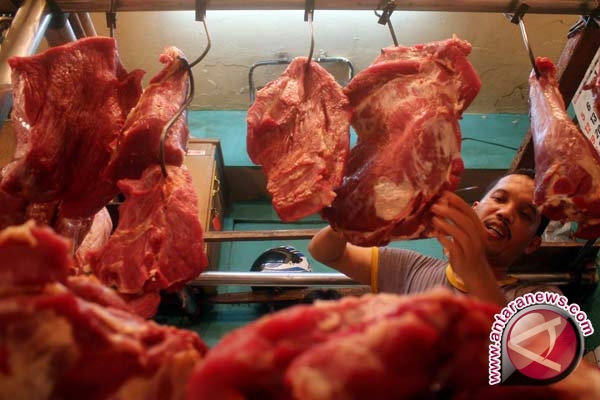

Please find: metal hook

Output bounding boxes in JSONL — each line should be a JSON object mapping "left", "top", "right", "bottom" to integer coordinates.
{"left": 567, "top": 14, "right": 600, "bottom": 38}
{"left": 374, "top": 0, "right": 399, "bottom": 46}
{"left": 504, "top": 3, "right": 540, "bottom": 78}
{"left": 106, "top": 0, "right": 116, "bottom": 38}
{"left": 305, "top": 0, "right": 315, "bottom": 64}
{"left": 159, "top": 17, "right": 211, "bottom": 178}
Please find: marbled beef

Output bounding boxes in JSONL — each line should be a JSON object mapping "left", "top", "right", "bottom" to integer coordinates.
{"left": 0, "top": 222, "right": 207, "bottom": 400}
{"left": 104, "top": 46, "right": 191, "bottom": 181}
{"left": 322, "top": 36, "right": 481, "bottom": 246}
{"left": 529, "top": 57, "right": 600, "bottom": 238}
{"left": 1, "top": 37, "right": 144, "bottom": 218}
{"left": 247, "top": 57, "right": 351, "bottom": 222}
{"left": 87, "top": 164, "right": 208, "bottom": 318}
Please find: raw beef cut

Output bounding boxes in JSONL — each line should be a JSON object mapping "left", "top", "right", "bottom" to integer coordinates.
{"left": 87, "top": 164, "right": 208, "bottom": 318}
{"left": 0, "top": 189, "right": 60, "bottom": 230}
{"left": 321, "top": 36, "right": 481, "bottom": 246}
{"left": 0, "top": 37, "right": 144, "bottom": 218}
{"left": 0, "top": 220, "right": 72, "bottom": 287}
{"left": 24, "top": 201, "right": 58, "bottom": 226}
{"left": 529, "top": 57, "right": 600, "bottom": 238}
{"left": 186, "top": 288, "right": 497, "bottom": 399}
{"left": 104, "top": 47, "right": 191, "bottom": 181}
{"left": 0, "top": 221, "right": 207, "bottom": 400}
{"left": 0, "top": 189, "right": 27, "bottom": 229}
{"left": 247, "top": 57, "right": 351, "bottom": 222}
{"left": 186, "top": 287, "right": 600, "bottom": 399}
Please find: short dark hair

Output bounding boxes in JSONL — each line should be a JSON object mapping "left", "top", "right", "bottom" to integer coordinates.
{"left": 482, "top": 168, "right": 550, "bottom": 237}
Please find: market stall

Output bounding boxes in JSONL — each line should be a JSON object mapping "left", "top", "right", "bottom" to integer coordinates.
{"left": 2, "top": 0, "right": 600, "bottom": 398}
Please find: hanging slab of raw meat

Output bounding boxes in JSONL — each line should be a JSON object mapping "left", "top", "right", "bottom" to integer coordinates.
{"left": 87, "top": 164, "right": 208, "bottom": 318}
{"left": 529, "top": 57, "right": 600, "bottom": 239}
{"left": 247, "top": 57, "right": 352, "bottom": 222}
{"left": 321, "top": 36, "right": 481, "bottom": 246}
{"left": 186, "top": 288, "right": 499, "bottom": 399}
{"left": 104, "top": 46, "right": 191, "bottom": 182}
{"left": 0, "top": 221, "right": 207, "bottom": 400}
{"left": 0, "top": 37, "right": 144, "bottom": 218}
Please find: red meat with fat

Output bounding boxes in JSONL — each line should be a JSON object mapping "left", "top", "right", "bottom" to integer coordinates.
{"left": 0, "top": 221, "right": 207, "bottom": 400}
{"left": 87, "top": 164, "right": 208, "bottom": 318}
{"left": 1, "top": 37, "right": 144, "bottom": 218}
{"left": 104, "top": 47, "right": 191, "bottom": 181}
{"left": 529, "top": 57, "right": 600, "bottom": 238}
{"left": 186, "top": 289, "right": 498, "bottom": 399}
{"left": 0, "top": 189, "right": 27, "bottom": 229}
{"left": 322, "top": 36, "right": 481, "bottom": 246}
{"left": 247, "top": 57, "right": 351, "bottom": 222}
{"left": 0, "top": 220, "right": 72, "bottom": 287}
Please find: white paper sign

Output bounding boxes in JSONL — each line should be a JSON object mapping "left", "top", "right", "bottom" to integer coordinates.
{"left": 572, "top": 46, "right": 600, "bottom": 154}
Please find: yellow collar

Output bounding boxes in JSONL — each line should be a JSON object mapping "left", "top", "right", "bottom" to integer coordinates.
{"left": 445, "top": 264, "right": 518, "bottom": 293}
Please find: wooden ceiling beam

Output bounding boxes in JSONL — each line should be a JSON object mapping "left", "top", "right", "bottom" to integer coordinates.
{"left": 25, "top": 0, "right": 600, "bottom": 14}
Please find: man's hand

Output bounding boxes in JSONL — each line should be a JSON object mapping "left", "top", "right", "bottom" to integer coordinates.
{"left": 431, "top": 191, "right": 506, "bottom": 306}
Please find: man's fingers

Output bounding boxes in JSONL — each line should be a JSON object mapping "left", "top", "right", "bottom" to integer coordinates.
{"left": 431, "top": 203, "right": 475, "bottom": 236}
{"left": 432, "top": 215, "right": 468, "bottom": 256}
{"left": 432, "top": 194, "right": 485, "bottom": 236}
{"left": 436, "top": 233, "right": 455, "bottom": 260}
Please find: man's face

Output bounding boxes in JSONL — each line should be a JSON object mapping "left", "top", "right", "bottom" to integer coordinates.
{"left": 472, "top": 174, "right": 542, "bottom": 268}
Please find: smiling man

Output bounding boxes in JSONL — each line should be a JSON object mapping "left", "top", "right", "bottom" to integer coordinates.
{"left": 309, "top": 169, "right": 561, "bottom": 306}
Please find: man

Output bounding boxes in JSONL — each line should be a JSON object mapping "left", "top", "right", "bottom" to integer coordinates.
{"left": 308, "top": 169, "right": 561, "bottom": 306}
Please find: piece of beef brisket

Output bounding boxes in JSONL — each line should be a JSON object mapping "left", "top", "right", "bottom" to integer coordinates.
{"left": 87, "top": 164, "right": 208, "bottom": 318}
{"left": 104, "top": 46, "right": 191, "bottom": 182}
{"left": 186, "top": 289, "right": 498, "bottom": 399}
{"left": 322, "top": 36, "right": 481, "bottom": 246}
{"left": 530, "top": 57, "right": 600, "bottom": 238}
{"left": 247, "top": 57, "right": 351, "bottom": 222}
{"left": 1, "top": 36, "right": 144, "bottom": 218}
{"left": 0, "top": 221, "right": 207, "bottom": 400}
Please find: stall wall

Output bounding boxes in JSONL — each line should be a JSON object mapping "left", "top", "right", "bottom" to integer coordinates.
{"left": 83, "top": 11, "right": 600, "bottom": 355}
{"left": 89, "top": 10, "right": 576, "bottom": 114}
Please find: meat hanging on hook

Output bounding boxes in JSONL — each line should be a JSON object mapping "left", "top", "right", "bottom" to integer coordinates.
{"left": 158, "top": 4, "right": 212, "bottom": 178}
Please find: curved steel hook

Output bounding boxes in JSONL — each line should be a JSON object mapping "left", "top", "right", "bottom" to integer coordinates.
{"left": 307, "top": 12, "right": 315, "bottom": 63}
{"left": 517, "top": 16, "right": 540, "bottom": 78}
{"left": 159, "top": 18, "right": 211, "bottom": 178}
{"left": 305, "top": 0, "right": 315, "bottom": 65}
{"left": 504, "top": 3, "right": 540, "bottom": 78}
{"left": 375, "top": 1, "right": 399, "bottom": 46}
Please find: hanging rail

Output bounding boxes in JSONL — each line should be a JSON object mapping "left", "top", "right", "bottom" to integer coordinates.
{"left": 190, "top": 269, "right": 598, "bottom": 287}
{"left": 21, "top": 1, "right": 600, "bottom": 15}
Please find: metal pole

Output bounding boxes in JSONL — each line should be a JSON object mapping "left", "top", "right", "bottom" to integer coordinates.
{"left": 45, "top": 13, "right": 77, "bottom": 46}
{"left": 191, "top": 271, "right": 361, "bottom": 287}
{"left": 77, "top": 12, "right": 97, "bottom": 36}
{"left": 191, "top": 270, "right": 597, "bottom": 287}
{"left": 0, "top": 0, "right": 51, "bottom": 124}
